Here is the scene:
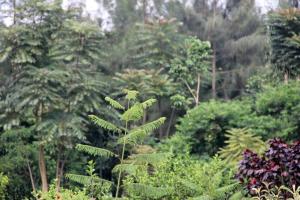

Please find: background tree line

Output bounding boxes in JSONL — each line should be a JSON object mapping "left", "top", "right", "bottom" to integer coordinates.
{"left": 0, "top": 0, "right": 300, "bottom": 199}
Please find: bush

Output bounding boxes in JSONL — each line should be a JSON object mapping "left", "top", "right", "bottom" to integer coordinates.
{"left": 176, "top": 100, "right": 251, "bottom": 155}
{"left": 123, "top": 155, "right": 240, "bottom": 200}
{"left": 174, "top": 83, "right": 300, "bottom": 155}
{"left": 255, "top": 82, "right": 300, "bottom": 139}
{"left": 0, "top": 173, "right": 8, "bottom": 199}
{"left": 237, "top": 138, "right": 300, "bottom": 197}
{"left": 35, "top": 183, "right": 90, "bottom": 200}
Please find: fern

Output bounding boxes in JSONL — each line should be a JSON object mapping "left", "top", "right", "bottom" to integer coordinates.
{"left": 66, "top": 174, "right": 112, "bottom": 185}
{"left": 121, "top": 103, "right": 144, "bottom": 122}
{"left": 76, "top": 144, "right": 116, "bottom": 158}
{"left": 125, "top": 183, "right": 172, "bottom": 199}
{"left": 141, "top": 99, "right": 157, "bottom": 109}
{"left": 88, "top": 115, "right": 122, "bottom": 133}
{"left": 105, "top": 97, "right": 125, "bottom": 110}
{"left": 123, "top": 89, "right": 139, "bottom": 101}
{"left": 128, "top": 153, "right": 170, "bottom": 166}
{"left": 118, "top": 117, "right": 166, "bottom": 144}
{"left": 70, "top": 89, "right": 165, "bottom": 198}
{"left": 112, "top": 163, "right": 143, "bottom": 174}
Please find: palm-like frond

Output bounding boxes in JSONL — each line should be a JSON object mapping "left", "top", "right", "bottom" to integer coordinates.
{"left": 76, "top": 144, "right": 116, "bottom": 158}
{"left": 66, "top": 173, "right": 112, "bottom": 185}
{"left": 118, "top": 117, "right": 166, "bottom": 144}
{"left": 105, "top": 97, "right": 125, "bottom": 110}
{"left": 89, "top": 115, "right": 121, "bottom": 133}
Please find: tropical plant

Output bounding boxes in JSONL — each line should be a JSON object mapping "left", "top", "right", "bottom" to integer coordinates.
{"left": 219, "top": 128, "right": 267, "bottom": 165}
{"left": 237, "top": 138, "right": 300, "bottom": 197}
{"left": 124, "top": 155, "right": 242, "bottom": 200}
{"left": 67, "top": 89, "right": 166, "bottom": 197}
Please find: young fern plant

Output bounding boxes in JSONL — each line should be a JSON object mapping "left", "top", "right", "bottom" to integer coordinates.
{"left": 67, "top": 89, "right": 166, "bottom": 197}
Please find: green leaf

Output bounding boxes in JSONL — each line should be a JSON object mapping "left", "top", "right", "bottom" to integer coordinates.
{"left": 76, "top": 144, "right": 116, "bottom": 158}
{"left": 105, "top": 97, "right": 125, "bottom": 110}
{"left": 121, "top": 103, "right": 144, "bottom": 122}
{"left": 89, "top": 115, "right": 121, "bottom": 133}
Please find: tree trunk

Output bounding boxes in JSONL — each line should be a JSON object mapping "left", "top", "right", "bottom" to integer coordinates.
{"left": 158, "top": 99, "right": 164, "bottom": 138}
{"left": 55, "top": 150, "right": 61, "bottom": 191}
{"left": 39, "top": 145, "right": 48, "bottom": 192}
{"left": 56, "top": 159, "right": 65, "bottom": 192}
{"left": 166, "top": 108, "right": 175, "bottom": 137}
{"left": 195, "top": 73, "right": 201, "bottom": 106}
{"left": 13, "top": 0, "right": 16, "bottom": 25}
{"left": 26, "top": 160, "right": 36, "bottom": 192}
{"left": 212, "top": 45, "right": 217, "bottom": 99}
{"left": 284, "top": 72, "right": 289, "bottom": 84}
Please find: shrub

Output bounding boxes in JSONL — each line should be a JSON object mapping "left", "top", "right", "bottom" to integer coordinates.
{"left": 124, "top": 155, "right": 241, "bottom": 200}
{"left": 255, "top": 82, "right": 300, "bottom": 139}
{"left": 174, "top": 82, "right": 300, "bottom": 155}
{"left": 35, "top": 183, "right": 90, "bottom": 200}
{"left": 237, "top": 138, "right": 300, "bottom": 197}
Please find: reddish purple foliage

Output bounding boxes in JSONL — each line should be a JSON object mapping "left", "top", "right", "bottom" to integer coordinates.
{"left": 237, "top": 138, "right": 300, "bottom": 194}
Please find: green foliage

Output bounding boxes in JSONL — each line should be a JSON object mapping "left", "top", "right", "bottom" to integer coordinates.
{"left": 268, "top": 8, "right": 300, "bottom": 80}
{"left": 255, "top": 81, "right": 300, "bottom": 140}
{"left": 66, "top": 160, "right": 112, "bottom": 199}
{"left": 35, "top": 182, "right": 90, "bottom": 200}
{"left": 0, "top": 173, "right": 9, "bottom": 199}
{"left": 169, "top": 36, "right": 211, "bottom": 105}
{"left": 175, "top": 92, "right": 294, "bottom": 155}
{"left": 71, "top": 89, "right": 166, "bottom": 197}
{"left": 218, "top": 128, "right": 267, "bottom": 165}
{"left": 124, "top": 155, "right": 240, "bottom": 200}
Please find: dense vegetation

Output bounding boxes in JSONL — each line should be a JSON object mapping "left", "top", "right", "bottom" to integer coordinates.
{"left": 0, "top": 0, "right": 300, "bottom": 199}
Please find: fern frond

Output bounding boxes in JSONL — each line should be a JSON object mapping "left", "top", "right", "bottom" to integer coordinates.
{"left": 89, "top": 115, "right": 121, "bottom": 133}
{"left": 125, "top": 183, "right": 172, "bottom": 199}
{"left": 76, "top": 144, "right": 116, "bottom": 158}
{"left": 129, "top": 153, "right": 170, "bottom": 165}
{"left": 135, "top": 117, "right": 166, "bottom": 133}
{"left": 141, "top": 99, "right": 157, "bottom": 109}
{"left": 66, "top": 173, "right": 112, "bottom": 185}
{"left": 121, "top": 103, "right": 144, "bottom": 122}
{"left": 189, "top": 195, "right": 214, "bottom": 200}
{"left": 118, "top": 117, "right": 166, "bottom": 144}
{"left": 123, "top": 89, "right": 139, "bottom": 100}
{"left": 105, "top": 97, "right": 124, "bottom": 110}
{"left": 112, "top": 163, "right": 143, "bottom": 174}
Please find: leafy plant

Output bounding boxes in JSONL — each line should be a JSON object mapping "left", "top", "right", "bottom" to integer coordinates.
{"left": 169, "top": 36, "right": 211, "bottom": 106}
{"left": 268, "top": 8, "right": 300, "bottom": 82}
{"left": 0, "top": 173, "right": 9, "bottom": 199}
{"left": 237, "top": 138, "right": 300, "bottom": 197}
{"left": 67, "top": 89, "right": 166, "bottom": 197}
{"left": 124, "top": 155, "right": 241, "bottom": 200}
{"left": 219, "top": 128, "right": 267, "bottom": 165}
